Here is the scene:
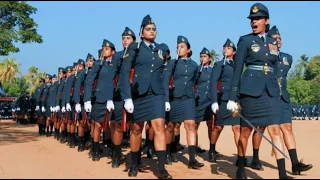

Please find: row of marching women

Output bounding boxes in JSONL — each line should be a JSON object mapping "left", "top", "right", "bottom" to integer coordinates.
{"left": 32, "top": 3, "right": 313, "bottom": 179}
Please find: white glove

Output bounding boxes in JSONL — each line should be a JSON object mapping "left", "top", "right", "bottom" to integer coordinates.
{"left": 52, "top": 107, "right": 56, "bottom": 112}
{"left": 12, "top": 109, "right": 16, "bottom": 112}
{"left": 84, "top": 101, "right": 92, "bottom": 113}
{"left": 211, "top": 102, "right": 219, "bottom": 114}
{"left": 61, "top": 106, "right": 66, "bottom": 113}
{"left": 66, "top": 103, "right": 72, "bottom": 111}
{"left": 17, "top": 107, "right": 21, "bottom": 111}
{"left": 55, "top": 106, "right": 60, "bottom": 112}
{"left": 28, "top": 109, "right": 31, "bottom": 112}
{"left": 50, "top": 106, "right": 53, "bottom": 112}
{"left": 106, "top": 100, "right": 115, "bottom": 112}
{"left": 124, "top": 99, "right": 134, "bottom": 113}
{"left": 227, "top": 100, "right": 238, "bottom": 112}
{"left": 42, "top": 106, "right": 46, "bottom": 112}
{"left": 75, "top": 103, "right": 81, "bottom": 113}
{"left": 165, "top": 102, "right": 171, "bottom": 112}
{"left": 35, "top": 106, "right": 39, "bottom": 111}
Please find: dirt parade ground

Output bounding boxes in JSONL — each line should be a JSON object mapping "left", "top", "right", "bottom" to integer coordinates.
{"left": 0, "top": 120, "right": 318, "bottom": 179}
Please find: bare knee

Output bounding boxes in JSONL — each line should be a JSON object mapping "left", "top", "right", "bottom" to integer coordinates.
{"left": 166, "top": 123, "right": 175, "bottom": 133}
{"left": 267, "top": 125, "right": 281, "bottom": 137}
{"left": 184, "top": 120, "right": 197, "bottom": 132}
{"left": 241, "top": 127, "right": 252, "bottom": 139}
{"left": 232, "top": 125, "right": 240, "bottom": 133}
{"left": 280, "top": 123, "right": 293, "bottom": 133}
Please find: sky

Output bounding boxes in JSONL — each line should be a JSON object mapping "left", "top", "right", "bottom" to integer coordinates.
{"left": 1, "top": 1, "right": 320, "bottom": 75}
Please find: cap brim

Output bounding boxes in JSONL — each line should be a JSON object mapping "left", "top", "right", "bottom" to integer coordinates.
{"left": 247, "top": 13, "right": 268, "bottom": 19}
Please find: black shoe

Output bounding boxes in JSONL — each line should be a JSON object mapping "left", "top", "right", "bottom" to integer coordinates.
{"left": 147, "top": 148, "right": 155, "bottom": 159}
{"left": 69, "top": 139, "right": 76, "bottom": 148}
{"left": 92, "top": 152, "right": 100, "bottom": 161}
{"left": 236, "top": 169, "right": 247, "bottom": 179}
{"left": 138, "top": 161, "right": 149, "bottom": 171}
{"left": 165, "top": 154, "right": 173, "bottom": 165}
{"left": 112, "top": 157, "right": 120, "bottom": 168}
{"left": 188, "top": 160, "right": 204, "bottom": 169}
{"left": 250, "top": 160, "right": 264, "bottom": 171}
{"left": 196, "top": 146, "right": 206, "bottom": 154}
{"left": 78, "top": 144, "right": 85, "bottom": 152}
{"left": 292, "top": 162, "right": 313, "bottom": 175}
{"left": 158, "top": 170, "right": 172, "bottom": 179}
{"left": 208, "top": 152, "right": 217, "bottom": 163}
{"left": 46, "top": 132, "right": 50, "bottom": 137}
{"left": 236, "top": 157, "right": 251, "bottom": 167}
{"left": 106, "top": 147, "right": 112, "bottom": 158}
{"left": 128, "top": 165, "right": 138, "bottom": 177}
{"left": 170, "top": 154, "right": 178, "bottom": 163}
{"left": 280, "top": 175, "right": 294, "bottom": 179}
{"left": 176, "top": 143, "right": 184, "bottom": 152}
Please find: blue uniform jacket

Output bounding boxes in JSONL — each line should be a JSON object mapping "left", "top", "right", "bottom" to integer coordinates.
{"left": 195, "top": 65, "right": 212, "bottom": 103}
{"left": 276, "top": 52, "right": 293, "bottom": 103}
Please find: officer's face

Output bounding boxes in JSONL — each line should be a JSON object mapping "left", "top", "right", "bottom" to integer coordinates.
{"left": 86, "top": 59, "right": 94, "bottom": 68}
{"left": 52, "top": 78, "right": 57, "bottom": 84}
{"left": 122, "top": 36, "right": 134, "bottom": 48}
{"left": 177, "top": 43, "right": 190, "bottom": 58}
{"left": 67, "top": 70, "right": 72, "bottom": 77}
{"left": 250, "top": 17, "right": 269, "bottom": 34}
{"left": 102, "top": 46, "right": 115, "bottom": 59}
{"left": 78, "top": 64, "right": 85, "bottom": 71}
{"left": 45, "top": 77, "right": 50, "bottom": 83}
{"left": 200, "top": 54, "right": 210, "bottom": 65}
{"left": 223, "top": 46, "right": 236, "bottom": 58}
{"left": 58, "top": 71, "right": 64, "bottom": 79}
{"left": 142, "top": 24, "right": 157, "bottom": 41}
{"left": 271, "top": 34, "right": 282, "bottom": 49}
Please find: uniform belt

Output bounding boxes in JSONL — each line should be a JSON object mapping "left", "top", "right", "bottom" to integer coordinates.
{"left": 247, "top": 65, "right": 274, "bottom": 73}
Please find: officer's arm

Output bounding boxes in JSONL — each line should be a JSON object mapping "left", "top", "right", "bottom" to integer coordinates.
{"left": 163, "top": 60, "right": 174, "bottom": 102}
{"left": 229, "top": 37, "right": 247, "bottom": 101}
{"left": 288, "top": 54, "right": 293, "bottom": 69}
{"left": 41, "top": 88, "right": 47, "bottom": 105}
{"left": 61, "top": 83, "right": 68, "bottom": 107}
{"left": 210, "top": 63, "right": 222, "bottom": 103}
{"left": 55, "top": 84, "right": 62, "bottom": 106}
{"left": 38, "top": 86, "right": 45, "bottom": 106}
{"left": 73, "top": 71, "right": 84, "bottom": 104}
{"left": 84, "top": 61, "right": 100, "bottom": 102}
{"left": 119, "top": 44, "right": 135, "bottom": 100}
{"left": 34, "top": 87, "right": 40, "bottom": 105}
{"left": 65, "top": 76, "right": 75, "bottom": 104}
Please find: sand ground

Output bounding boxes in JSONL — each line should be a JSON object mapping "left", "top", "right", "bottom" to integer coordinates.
{"left": 0, "top": 119, "right": 318, "bottom": 179}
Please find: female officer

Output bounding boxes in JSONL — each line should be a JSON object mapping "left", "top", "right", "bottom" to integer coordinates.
{"left": 208, "top": 39, "right": 242, "bottom": 163}
{"left": 119, "top": 15, "right": 171, "bottom": 179}
{"left": 164, "top": 36, "right": 204, "bottom": 169}
{"left": 55, "top": 67, "right": 67, "bottom": 143}
{"left": 84, "top": 39, "right": 118, "bottom": 161}
{"left": 251, "top": 25, "right": 313, "bottom": 175}
{"left": 226, "top": 3, "right": 290, "bottom": 179}
{"left": 110, "top": 26, "right": 136, "bottom": 168}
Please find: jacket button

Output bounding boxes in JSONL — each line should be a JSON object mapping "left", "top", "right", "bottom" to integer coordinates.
{"left": 185, "top": 65, "right": 187, "bottom": 67}
{"left": 184, "top": 82, "right": 187, "bottom": 85}
{"left": 264, "top": 44, "right": 267, "bottom": 47}
{"left": 152, "top": 64, "right": 154, "bottom": 67}
{"left": 265, "top": 53, "right": 268, "bottom": 56}
{"left": 265, "top": 63, "right": 268, "bottom": 65}
{"left": 185, "top": 76, "right": 187, "bottom": 78}
{"left": 150, "top": 70, "right": 153, "bottom": 72}
{"left": 152, "top": 52, "right": 154, "bottom": 54}
{"left": 281, "top": 69, "right": 283, "bottom": 72}
{"left": 280, "top": 62, "right": 282, "bottom": 64}
{"left": 250, "top": 74, "right": 252, "bottom": 76}
{"left": 186, "top": 70, "right": 188, "bottom": 72}
{"left": 152, "top": 57, "right": 155, "bottom": 60}
{"left": 206, "top": 92, "right": 208, "bottom": 94}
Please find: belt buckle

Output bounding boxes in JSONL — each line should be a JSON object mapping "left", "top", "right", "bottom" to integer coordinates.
{"left": 263, "top": 65, "right": 269, "bottom": 74}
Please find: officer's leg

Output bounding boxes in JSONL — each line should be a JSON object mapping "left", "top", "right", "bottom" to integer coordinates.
{"left": 174, "top": 123, "right": 183, "bottom": 151}
{"left": 46, "top": 117, "right": 51, "bottom": 137}
{"left": 250, "top": 126, "right": 266, "bottom": 170}
{"left": 128, "top": 122, "right": 144, "bottom": 177}
{"left": 77, "top": 119, "right": 86, "bottom": 152}
{"left": 195, "top": 122, "right": 206, "bottom": 154}
{"left": 102, "top": 121, "right": 112, "bottom": 158}
{"left": 237, "top": 126, "right": 253, "bottom": 175}
{"left": 151, "top": 118, "right": 171, "bottom": 178}
{"left": 165, "top": 121, "right": 175, "bottom": 165}
{"left": 146, "top": 122, "right": 155, "bottom": 158}
{"left": 92, "top": 121, "right": 102, "bottom": 161}
{"left": 208, "top": 125, "right": 224, "bottom": 163}
{"left": 112, "top": 122, "right": 124, "bottom": 168}
{"left": 267, "top": 124, "right": 288, "bottom": 178}
{"left": 280, "top": 123, "right": 313, "bottom": 175}
{"left": 206, "top": 120, "right": 212, "bottom": 142}
{"left": 184, "top": 119, "right": 204, "bottom": 169}
{"left": 60, "top": 116, "right": 67, "bottom": 143}
{"left": 68, "top": 119, "right": 76, "bottom": 148}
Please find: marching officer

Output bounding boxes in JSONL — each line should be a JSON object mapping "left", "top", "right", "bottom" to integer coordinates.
{"left": 41, "top": 74, "right": 53, "bottom": 136}
{"left": 73, "top": 59, "right": 89, "bottom": 152}
{"left": 48, "top": 74, "right": 57, "bottom": 136}
{"left": 164, "top": 35, "right": 204, "bottom": 169}
{"left": 110, "top": 27, "right": 137, "bottom": 167}
{"left": 34, "top": 78, "right": 46, "bottom": 135}
{"left": 251, "top": 25, "right": 313, "bottom": 175}
{"left": 63, "top": 64, "right": 78, "bottom": 148}
{"left": 119, "top": 14, "right": 171, "bottom": 179}
{"left": 84, "top": 39, "right": 118, "bottom": 161}
{"left": 208, "top": 40, "right": 244, "bottom": 164}
{"left": 226, "top": 3, "right": 290, "bottom": 179}
{"left": 55, "top": 67, "right": 67, "bottom": 142}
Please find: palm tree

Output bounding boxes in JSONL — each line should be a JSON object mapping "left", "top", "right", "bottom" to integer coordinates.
{"left": 297, "top": 54, "right": 310, "bottom": 79}
{"left": 0, "top": 58, "right": 22, "bottom": 83}
{"left": 24, "top": 66, "right": 41, "bottom": 95}
{"left": 209, "top": 49, "right": 220, "bottom": 65}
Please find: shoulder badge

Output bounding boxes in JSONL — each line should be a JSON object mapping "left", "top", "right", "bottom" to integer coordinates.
{"left": 123, "top": 53, "right": 129, "bottom": 59}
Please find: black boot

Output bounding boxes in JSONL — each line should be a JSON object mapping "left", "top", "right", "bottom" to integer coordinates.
{"left": 112, "top": 145, "right": 122, "bottom": 168}
{"left": 208, "top": 151, "right": 217, "bottom": 163}
{"left": 77, "top": 136, "right": 85, "bottom": 152}
{"left": 69, "top": 133, "right": 76, "bottom": 148}
{"left": 92, "top": 142, "right": 101, "bottom": 161}
{"left": 292, "top": 162, "right": 313, "bottom": 175}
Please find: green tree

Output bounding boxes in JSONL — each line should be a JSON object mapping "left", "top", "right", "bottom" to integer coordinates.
{"left": 0, "top": 1, "right": 43, "bottom": 56}
{"left": 287, "top": 78, "right": 314, "bottom": 104}
{"left": 0, "top": 58, "right": 21, "bottom": 82}
{"left": 306, "top": 56, "right": 320, "bottom": 80}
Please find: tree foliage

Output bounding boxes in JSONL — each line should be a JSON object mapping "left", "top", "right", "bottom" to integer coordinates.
{"left": 0, "top": 1, "right": 43, "bottom": 56}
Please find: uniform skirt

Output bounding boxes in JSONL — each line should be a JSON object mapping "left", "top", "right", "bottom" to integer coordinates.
{"left": 240, "top": 89, "right": 281, "bottom": 127}
{"left": 215, "top": 101, "right": 240, "bottom": 126}
{"left": 168, "top": 95, "right": 196, "bottom": 123}
{"left": 196, "top": 98, "right": 213, "bottom": 122}
{"left": 93, "top": 102, "right": 109, "bottom": 123}
{"left": 279, "top": 97, "right": 292, "bottom": 124}
{"left": 132, "top": 90, "right": 165, "bottom": 123}
{"left": 45, "top": 105, "right": 51, "bottom": 118}
{"left": 111, "top": 95, "right": 124, "bottom": 124}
